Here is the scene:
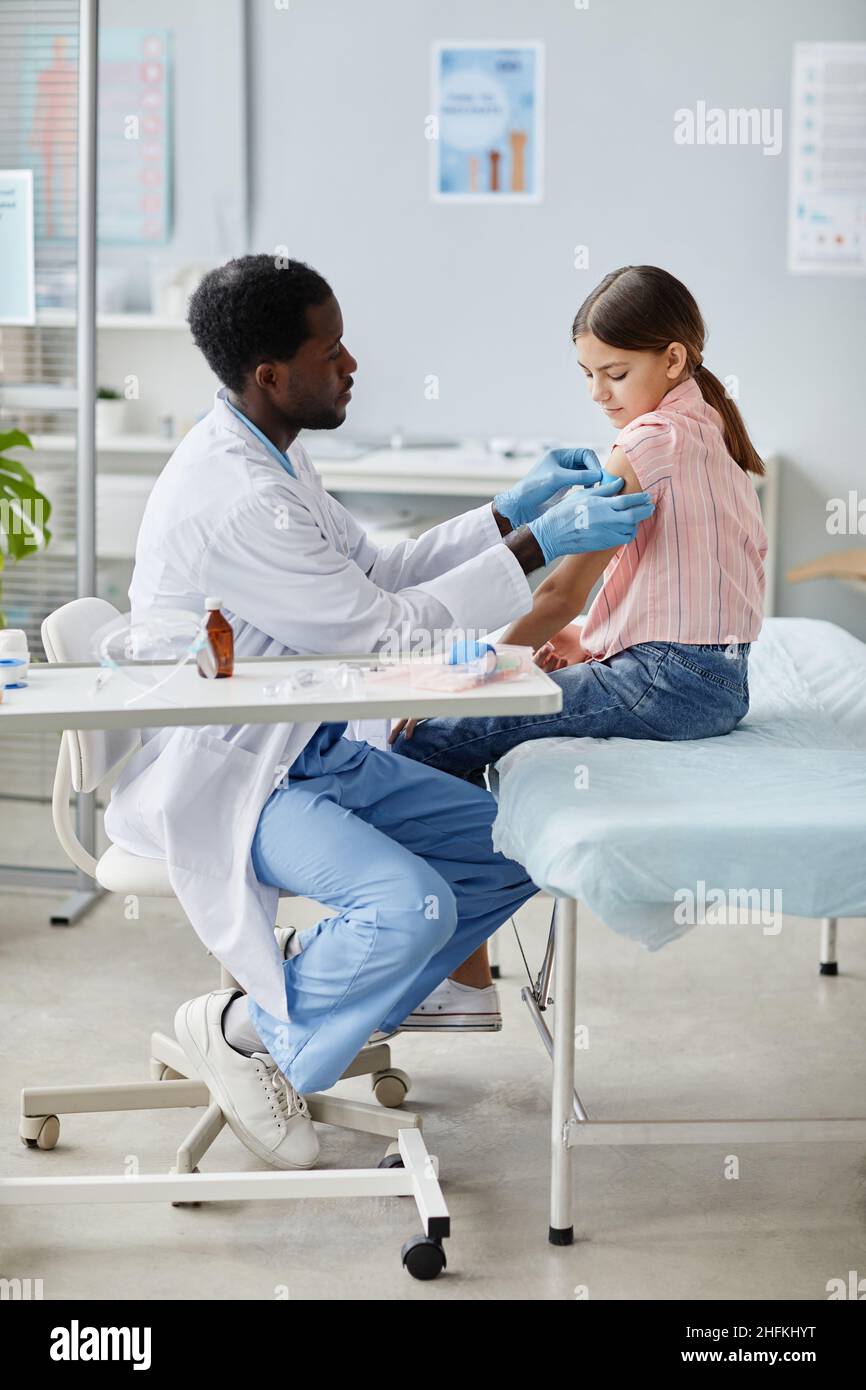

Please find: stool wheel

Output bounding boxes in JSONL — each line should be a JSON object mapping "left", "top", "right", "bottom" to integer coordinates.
{"left": 20, "top": 1115, "right": 60, "bottom": 1150}
{"left": 401, "top": 1234, "right": 447, "bottom": 1280}
{"left": 372, "top": 1067, "right": 410, "bottom": 1108}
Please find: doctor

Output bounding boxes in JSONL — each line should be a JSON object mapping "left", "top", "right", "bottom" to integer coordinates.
{"left": 105, "top": 255, "right": 653, "bottom": 1171}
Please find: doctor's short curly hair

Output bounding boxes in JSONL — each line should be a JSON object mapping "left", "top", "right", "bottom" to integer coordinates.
{"left": 187, "top": 254, "right": 333, "bottom": 392}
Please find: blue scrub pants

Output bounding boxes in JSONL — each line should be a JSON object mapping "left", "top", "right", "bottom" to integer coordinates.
{"left": 247, "top": 743, "right": 537, "bottom": 1094}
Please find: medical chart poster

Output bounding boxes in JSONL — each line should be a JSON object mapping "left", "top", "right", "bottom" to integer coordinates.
{"left": 788, "top": 42, "right": 866, "bottom": 274}
{"left": 431, "top": 42, "right": 544, "bottom": 202}
{"left": 97, "top": 28, "right": 173, "bottom": 244}
{"left": 0, "top": 170, "right": 35, "bottom": 324}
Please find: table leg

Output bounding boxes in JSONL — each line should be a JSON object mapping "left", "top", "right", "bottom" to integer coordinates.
{"left": 819, "top": 916, "right": 838, "bottom": 976}
{"left": 550, "top": 896, "right": 577, "bottom": 1244}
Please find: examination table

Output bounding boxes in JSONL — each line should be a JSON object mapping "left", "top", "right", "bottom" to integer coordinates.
{"left": 491, "top": 617, "right": 866, "bottom": 1243}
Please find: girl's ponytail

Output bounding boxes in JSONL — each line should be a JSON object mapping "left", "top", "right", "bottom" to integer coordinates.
{"left": 693, "top": 363, "right": 764, "bottom": 477}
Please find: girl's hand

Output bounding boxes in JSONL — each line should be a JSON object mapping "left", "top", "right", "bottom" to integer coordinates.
{"left": 533, "top": 626, "right": 590, "bottom": 673}
{"left": 533, "top": 642, "right": 568, "bottom": 673}
{"left": 388, "top": 717, "right": 419, "bottom": 744}
{"left": 548, "top": 625, "right": 590, "bottom": 666}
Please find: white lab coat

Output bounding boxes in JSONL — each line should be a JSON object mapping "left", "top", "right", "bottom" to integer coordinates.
{"left": 104, "top": 387, "right": 533, "bottom": 1019}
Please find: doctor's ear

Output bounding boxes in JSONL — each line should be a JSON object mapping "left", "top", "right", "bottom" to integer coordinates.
{"left": 253, "top": 360, "right": 283, "bottom": 392}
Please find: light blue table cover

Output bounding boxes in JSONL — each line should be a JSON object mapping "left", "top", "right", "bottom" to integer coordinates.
{"left": 492, "top": 619, "right": 866, "bottom": 948}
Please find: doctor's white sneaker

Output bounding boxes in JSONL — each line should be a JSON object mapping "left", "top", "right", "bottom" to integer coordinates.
{"left": 174, "top": 990, "right": 319, "bottom": 1170}
{"left": 400, "top": 978, "right": 502, "bottom": 1032}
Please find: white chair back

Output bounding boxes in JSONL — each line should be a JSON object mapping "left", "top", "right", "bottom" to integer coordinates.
{"left": 41, "top": 598, "right": 140, "bottom": 794}
{"left": 41, "top": 599, "right": 142, "bottom": 878}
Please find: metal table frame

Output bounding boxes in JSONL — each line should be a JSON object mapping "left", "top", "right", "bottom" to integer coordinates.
{"left": 526, "top": 899, "right": 866, "bottom": 1245}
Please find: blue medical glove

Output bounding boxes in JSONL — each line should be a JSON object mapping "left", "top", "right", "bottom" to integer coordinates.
{"left": 528, "top": 478, "right": 655, "bottom": 564}
{"left": 493, "top": 447, "right": 603, "bottom": 528}
{"left": 446, "top": 638, "right": 495, "bottom": 665}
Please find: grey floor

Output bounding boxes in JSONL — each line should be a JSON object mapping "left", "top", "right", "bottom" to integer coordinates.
{"left": 2, "top": 803, "right": 865, "bottom": 1301}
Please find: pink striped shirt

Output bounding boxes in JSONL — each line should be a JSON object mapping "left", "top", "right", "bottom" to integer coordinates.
{"left": 580, "top": 377, "right": 767, "bottom": 661}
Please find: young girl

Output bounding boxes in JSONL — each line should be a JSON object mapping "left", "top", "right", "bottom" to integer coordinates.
{"left": 391, "top": 264, "right": 768, "bottom": 783}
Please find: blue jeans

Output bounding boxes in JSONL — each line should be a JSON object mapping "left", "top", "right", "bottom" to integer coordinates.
{"left": 391, "top": 642, "right": 751, "bottom": 784}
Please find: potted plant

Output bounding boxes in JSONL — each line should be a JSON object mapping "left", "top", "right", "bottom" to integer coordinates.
{"left": 96, "top": 386, "right": 127, "bottom": 438}
{"left": 0, "top": 428, "right": 52, "bottom": 628}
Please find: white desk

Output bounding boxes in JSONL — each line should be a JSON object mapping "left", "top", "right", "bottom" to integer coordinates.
{"left": 0, "top": 655, "right": 562, "bottom": 1277}
{"left": 0, "top": 653, "right": 561, "bottom": 733}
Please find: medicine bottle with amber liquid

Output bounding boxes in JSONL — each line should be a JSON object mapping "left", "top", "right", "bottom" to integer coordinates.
{"left": 197, "top": 598, "right": 234, "bottom": 679}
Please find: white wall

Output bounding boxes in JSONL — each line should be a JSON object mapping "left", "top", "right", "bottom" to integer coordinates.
{"left": 247, "top": 0, "right": 866, "bottom": 636}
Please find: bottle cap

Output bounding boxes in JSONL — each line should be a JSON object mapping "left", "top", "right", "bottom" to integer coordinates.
{"left": 204, "top": 597, "right": 222, "bottom": 610}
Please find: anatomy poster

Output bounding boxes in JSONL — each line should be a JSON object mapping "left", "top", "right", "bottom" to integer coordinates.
{"left": 431, "top": 42, "right": 544, "bottom": 202}
{"left": 21, "top": 28, "right": 77, "bottom": 243}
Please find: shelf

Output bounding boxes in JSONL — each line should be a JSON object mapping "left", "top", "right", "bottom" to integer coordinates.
{"left": 32, "top": 311, "right": 190, "bottom": 331}
{"left": 317, "top": 450, "right": 532, "bottom": 496}
{"left": 30, "top": 433, "right": 182, "bottom": 454}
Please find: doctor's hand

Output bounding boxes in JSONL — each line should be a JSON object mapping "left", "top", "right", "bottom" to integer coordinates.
{"left": 493, "top": 447, "right": 603, "bottom": 528}
{"left": 528, "top": 478, "right": 654, "bottom": 565}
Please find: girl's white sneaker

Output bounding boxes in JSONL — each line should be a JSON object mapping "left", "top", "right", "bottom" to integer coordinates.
{"left": 399, "top": 978, "right": 502, "bottom": 1032}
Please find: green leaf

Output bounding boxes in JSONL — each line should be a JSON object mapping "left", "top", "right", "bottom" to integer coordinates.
{"left": 0, "top": 472, "right": 51, "bottom": 519}
{"left": 0, "top": 429, "right": 33, "bottom": 454}
{"left": 3, "top": 522, "right": 43, "bottom": 560}
{"left": 0, "top": 427, "right": 50, "bottom": 597}
{"left": 1, "top": 477, "right": 52, "bottom": 524}
{"left": 0, "top": 470, "right": 47, "bottom": 500}
{"left": 7, "top": 523, "right": 43, "bottom": 560}
{"left": 0, "top": 474, "right": 51, "bottom": 561}
{"left": 0, "top": 452, "right": 37, "bottom": 483}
